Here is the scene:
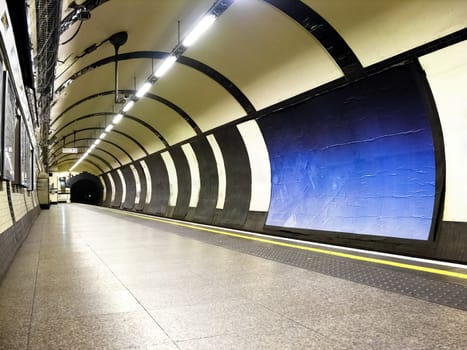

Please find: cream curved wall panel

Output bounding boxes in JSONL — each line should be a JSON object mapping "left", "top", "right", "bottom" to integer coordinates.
{"left": 115, "top": 117, "right": 165, "bottom": 156}
{"left": 54, "top": 60, "right": 145, "bottom": 111}
{"left": 153, "top": 64, "right": 246, "bottom": 132}
{"left": 117, "top": 169, "right": 127, "bottom": 206}
{"left": 50, "top": 94, "right": 115, "bottom": 127}
{"left": 185, "top": 0, "right": 343, "bottom": 111}
{"left": 130, "top": 164, "right": 141, "bottom": 205}
{"left": 181, "top": 143, "right": 201, "bottom": 208}
{"left": 0, "top": 182, "right": 13, "bottom": 233}
{"left": 207, "top": 134, "right": 227, "bottom": 210}
{"left": 100, "top": 176, "right": 107, "bottom": 202}
{"left": 11, "top": 190, "right": 27, "bottom": 221}
{"left": 56, "top": 1, "right": 213, "bottom": 87}
{"left": 107, "top": 172, "right": 116, "bottom": 203}
{"left": 132, "top": 100, "right": 197, "bottom": 146}
{"left": 237, "top": 120, "right": 271, "bottom": 212}
{"left": 419, "top": 41, "right": 467, "bottom": 222}
{"left": 305, "top": 0, "right": 467, "bottom": 67}
{"left": 89, "top": 148, "right": 120, "bottom": 170}
{"left": 140, "top": 160, "right": 152, "bottom": 205}
{"left": 105, "top": 133, "right": 147, "bottom": 163}
{"left": 161, "top": 151, "right": 178, "bottom": 207}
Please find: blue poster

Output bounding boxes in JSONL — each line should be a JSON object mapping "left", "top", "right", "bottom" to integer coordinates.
{"left": 260, "top": 66, "right": 436, "bottom": 240}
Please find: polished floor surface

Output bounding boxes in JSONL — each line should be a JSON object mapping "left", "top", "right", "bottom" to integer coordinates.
{"left": 0, "top": 204, "right": 466, "bottom": 349}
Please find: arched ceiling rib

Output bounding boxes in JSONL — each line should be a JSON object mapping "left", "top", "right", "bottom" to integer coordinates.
{"left": 51, "top": 90, "right": 200, "bottom": 135}
{"left": 54, "top": 151, "right": 112, "bottom": 172}
{"left": 51, "top": 124, "right": 148, "bottom": 160}
{"left": 54, "top": 51, "right": 255, "bottom": 114}
{"left": 51, "top": 135, "right": 133, "bottom": 163}
{"left": 263, "top": 0, "right": 364, "bottom": 79}
{"left": 304, "top": 0, "right": 467, "bottom": 67}
{"left": 51, "top": 0, "right": 466, "bottom": 174}
{"left": 52, "top": 112, "right": 167, "bottom": 148}
{"left": 55, "top": 156, "right": 104, "bottom": 174}
{"left": 50, "top": 142, "right": 123, "bottom": 168}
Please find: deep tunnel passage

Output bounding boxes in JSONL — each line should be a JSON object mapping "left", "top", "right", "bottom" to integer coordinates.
{"left": 70, "top": 173, "right": 103, "bottom": 205}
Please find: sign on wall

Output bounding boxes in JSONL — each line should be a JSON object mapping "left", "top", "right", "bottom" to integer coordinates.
{"left": 2, "top": 71, "right": 16, "bottom": 181}
{"left": 62, "top": 147, "right": 78, "bottom": 154}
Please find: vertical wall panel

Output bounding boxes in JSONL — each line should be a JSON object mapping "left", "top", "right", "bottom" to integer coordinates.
{"left": 100, "top": 176, "right": 107, "bottom": 203}
{"left": 145, "top": 153, "right": 170, "bottom": 215}
{"left": 102, "top": 173, "right": 112, "bottom": 206}
{"left": 130, "top": 164, "right": 142, "bottom": 208}
{"left": 161, "top": 152, "right": 178, "bottom": 208}
{"left": 182, "top": 143, "right": 201, "bottom": 208}
{"left": 207, "top": 134, "right": 226, "bottom": 210}
{"left": 117, "top": 169, "right": 127, "bottom": 207}
{"left": 237, "top": 120, "right": 272, "bottom": 212}
{"left": 213, "top": 127, "right": 252, "bottom": 227}
{"left": 138, "top": 160, "right": 152, "bottom": 210}
{"left": 169, "top": 147, "right": 191, "bottom": 219}
{"left": 191, "top": 137, "right": 218, "bottom": 223}
{"left": 420, "top": 41, "right": 467, "bottom": 222}
{"left": 109, "top": 172, "right": 121, "bottom": 207}
{"left": 121, "top": 166, "right": 135, "bottom": 209}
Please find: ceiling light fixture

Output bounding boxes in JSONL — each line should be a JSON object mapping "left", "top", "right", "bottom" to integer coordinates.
{"left": 112, "top": 113, "right": 123, "bottom": 124}
{"left": 136, "top": 81, "right": 152, "bottom": 98}
{"left": 69, "top": 0, "right": 234, "bottom": 173}
{"left": 182, "top": 14, "right": 216, "bottom": 47}
{"left": 122, "top": 100, "right": 135, "bottom": 112}
{"left": 154, "top": 55, "right": 177, "bottom": 78}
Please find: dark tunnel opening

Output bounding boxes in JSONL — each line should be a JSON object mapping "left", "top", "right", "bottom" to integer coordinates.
{"left": 70, "top": 177, "right": 102, "bottom": 205}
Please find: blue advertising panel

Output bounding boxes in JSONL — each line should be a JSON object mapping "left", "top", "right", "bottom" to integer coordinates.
{"left": 260, "top": 65, "right": 436, "bottom": 240}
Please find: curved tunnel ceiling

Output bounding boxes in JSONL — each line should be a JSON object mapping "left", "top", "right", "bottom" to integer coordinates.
{"left": 52, "top": 0, "right": 467, "bottom": 174}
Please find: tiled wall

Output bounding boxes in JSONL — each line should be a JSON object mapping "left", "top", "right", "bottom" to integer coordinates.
{"left": 0, "top": 183, "right": 40, "bottom": 281}
{"left": 11, "top": 188, "right": 28, "bottom": 221}
{"left": 0, "top": 181, "right": 13, "bottom": 233}
{"left": 25, "top": 191, "right": 35, "bottom": 211}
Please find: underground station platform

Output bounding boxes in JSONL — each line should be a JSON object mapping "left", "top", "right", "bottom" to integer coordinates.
{"left": 0, "top": 204, "right": 465, "bottom": 349}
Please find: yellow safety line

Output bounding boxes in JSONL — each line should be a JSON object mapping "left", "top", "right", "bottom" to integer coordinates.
{"left": 104, "top": 208, "right": 467, "bottom": 280}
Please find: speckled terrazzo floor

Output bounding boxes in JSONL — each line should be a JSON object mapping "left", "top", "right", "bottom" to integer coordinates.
{"left": 0, "top": 204, "right": 466, "bottom": 349}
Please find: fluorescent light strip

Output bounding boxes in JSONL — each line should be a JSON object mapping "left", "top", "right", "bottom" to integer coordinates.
{"left": 122, "top": 100, "right": 135, "bottom": 112}
{"left": 182, "top": 14, "right": 216, "bottom": 47}
{"left": 67, "top": 9, "right": 223, "bottom": 174}
{"left": 136, "top": 81, "right": 152, "bottom": 98}
{"left": 113, "top": 114, "right": 123, "bottom": 124}
{"left": 154, "top": 55, "right": 177, "bottom": 78}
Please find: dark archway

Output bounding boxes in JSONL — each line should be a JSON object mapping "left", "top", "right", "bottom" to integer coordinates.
{"left": 70, "top": 172, "right": 103, "bottom": 205}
